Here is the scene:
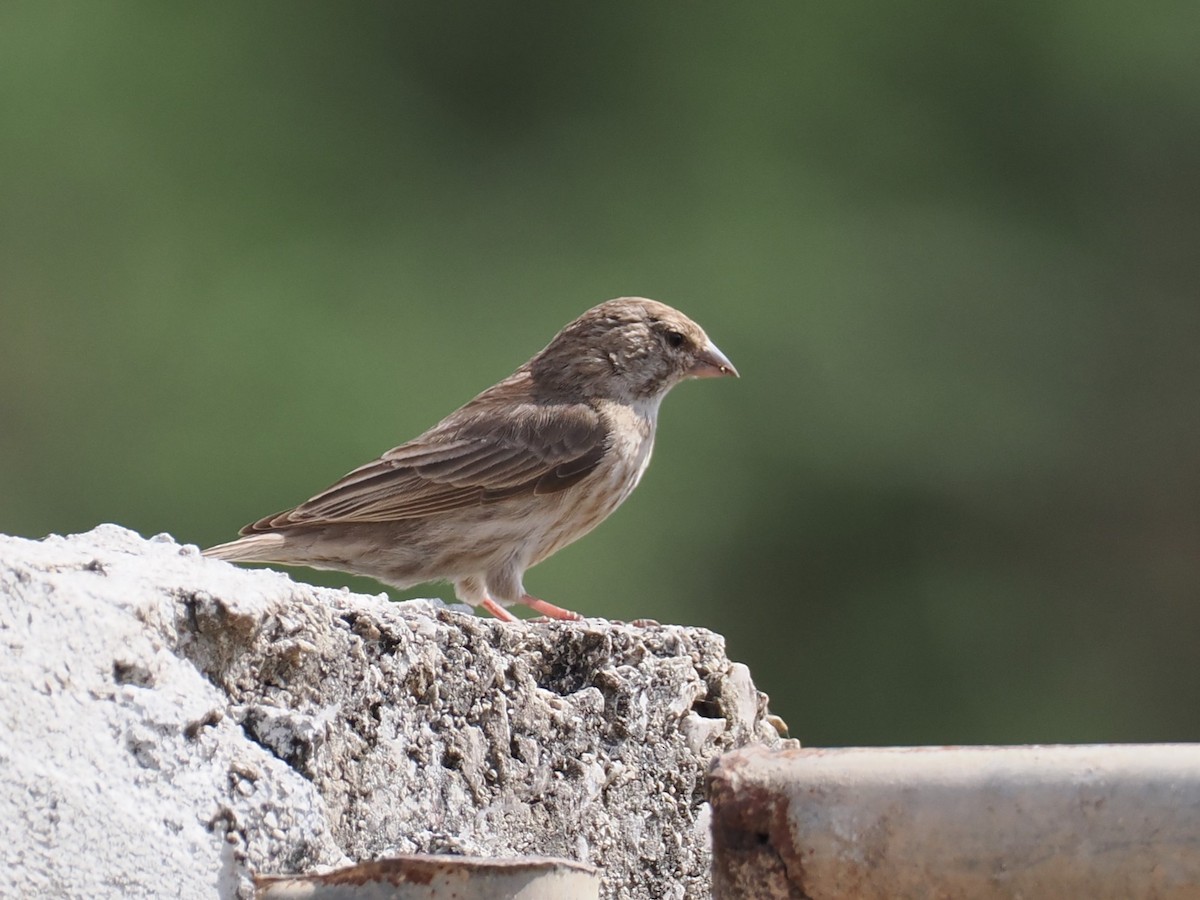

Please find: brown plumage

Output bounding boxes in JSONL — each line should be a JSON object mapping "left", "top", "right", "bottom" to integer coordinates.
{"left": 203, "top": 297, "right": 737, "bottom": 620}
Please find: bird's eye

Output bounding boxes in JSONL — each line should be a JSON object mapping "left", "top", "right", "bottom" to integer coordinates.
{"left": 665, "top": 330, "right": 686, "bottom": 349}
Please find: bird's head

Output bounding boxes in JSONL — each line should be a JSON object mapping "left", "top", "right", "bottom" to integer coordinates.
{"left": 531, "top": 297, "right": 738, "bottom": 403}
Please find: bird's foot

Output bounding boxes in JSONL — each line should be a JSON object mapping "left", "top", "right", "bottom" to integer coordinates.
{"left": 480, "top": 597, "right": 518, "bottom": 622}
{"left": 520, "top": 593, "right": 584, "bottom": 620}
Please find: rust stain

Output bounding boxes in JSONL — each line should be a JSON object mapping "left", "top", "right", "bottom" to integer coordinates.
{"left": 708, "top": 749, "right": 812, "bottom": 899}
{"left": 255, "top": 854, "right": 596, "bottom": 892}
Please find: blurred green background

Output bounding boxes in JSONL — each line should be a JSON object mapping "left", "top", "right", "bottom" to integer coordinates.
{"left": 4, "top": 3, "right": 1199, "bottom": 747}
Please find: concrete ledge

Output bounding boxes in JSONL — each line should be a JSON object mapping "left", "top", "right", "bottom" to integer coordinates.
{"left": 709, "top": 743, "right": 1200, "bottom": 899}
{"left": 0, "top": 525, "right": 783, "bottom": 900}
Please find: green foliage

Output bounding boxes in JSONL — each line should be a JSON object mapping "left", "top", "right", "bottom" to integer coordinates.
{"left": 3, "top": 2, "right": 1199, "bottom": 745}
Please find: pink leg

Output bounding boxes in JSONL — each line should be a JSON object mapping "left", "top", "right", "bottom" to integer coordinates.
{"left": 481, "top": 597, "right": 518, "bottom": 622}
{"left": 521, "top": 593, "right": 583, "bottom": 621}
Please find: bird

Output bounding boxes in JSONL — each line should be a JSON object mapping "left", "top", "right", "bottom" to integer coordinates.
{"left": 203, "top": 297, "right": 737, "bottom": 621}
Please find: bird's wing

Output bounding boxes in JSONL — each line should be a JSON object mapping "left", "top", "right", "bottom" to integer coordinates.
{"left": 242, "top": 400, "right": 609, "bottom": 531}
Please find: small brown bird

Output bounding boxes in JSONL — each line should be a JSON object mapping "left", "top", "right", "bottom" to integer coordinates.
{"left": 204, "top": 297, "right": 737, "bottom": 621}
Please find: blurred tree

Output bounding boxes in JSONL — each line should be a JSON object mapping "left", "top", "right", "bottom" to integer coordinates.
{"left": 2, "top": 1, "right": 1198, "bottom": 746}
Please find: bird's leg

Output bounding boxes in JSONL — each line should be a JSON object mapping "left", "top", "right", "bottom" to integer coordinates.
{"left": 480, "top": 597, "right": 518, "bottom": 622}
{"left": 520, "top": 593, "right": 584, "bottom": 621}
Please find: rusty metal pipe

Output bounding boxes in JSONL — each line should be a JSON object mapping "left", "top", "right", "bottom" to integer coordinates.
{"left": 709, "top": 743, "right": 1200, "bottom": 899}
{"left": 256, "top": 855, "right": 598, "bottom": 900}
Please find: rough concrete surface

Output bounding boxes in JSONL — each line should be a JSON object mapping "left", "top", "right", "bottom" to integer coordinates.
{"left": 0, "top": 525, "right": 782, "bottom": 900}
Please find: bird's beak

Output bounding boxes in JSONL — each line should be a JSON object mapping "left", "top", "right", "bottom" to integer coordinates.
{"left": 689, "top": 341, "right": 739, "bottom": 379}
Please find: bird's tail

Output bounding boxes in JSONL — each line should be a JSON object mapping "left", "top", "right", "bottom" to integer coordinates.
{"left": 202, "top": 533, "right": 289, "bottom": 563}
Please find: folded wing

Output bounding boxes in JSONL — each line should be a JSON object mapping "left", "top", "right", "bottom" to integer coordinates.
{"left": 241, "top": 399, "right": 609, "bottom": 532}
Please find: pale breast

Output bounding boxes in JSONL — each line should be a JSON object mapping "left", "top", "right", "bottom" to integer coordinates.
{"left": 525, "top": 396, "right": 659, "bottom": 566}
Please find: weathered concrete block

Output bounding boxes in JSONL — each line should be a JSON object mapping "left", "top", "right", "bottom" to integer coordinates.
{"left": 709, "top": 743, "right": 1200, "bottom": 899}
{"left": 0, "top": 526, "right": 782, "bottom": 900}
